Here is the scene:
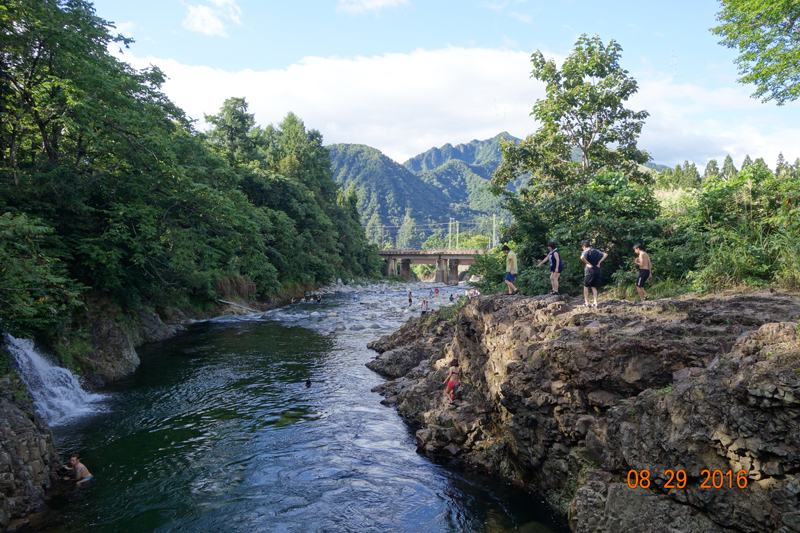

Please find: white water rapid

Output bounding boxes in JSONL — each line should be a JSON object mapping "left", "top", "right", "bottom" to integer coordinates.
{"left": 5, "top": 335, "right": 105, "bottom": 426}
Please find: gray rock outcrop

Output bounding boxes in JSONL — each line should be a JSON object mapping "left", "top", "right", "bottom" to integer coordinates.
{"left": 369, "top": 292, "right": 800, "bottom": 532}
{"left": 0, "top": 366, "right": 59, "bottom": 532}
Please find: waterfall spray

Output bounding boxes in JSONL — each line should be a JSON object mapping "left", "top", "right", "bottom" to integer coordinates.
{"left": 5, "top": 335, "right": 105, "bottom": 426}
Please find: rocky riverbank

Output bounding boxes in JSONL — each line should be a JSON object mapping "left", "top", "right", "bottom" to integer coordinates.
{"left": 368, "top": 291, "right": 800, "bottom": 532}
{"left": 0, "top": 352, "right": 59, "bottom": 533}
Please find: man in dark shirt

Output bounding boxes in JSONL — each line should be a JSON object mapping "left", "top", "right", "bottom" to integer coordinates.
{"left": 580, "top": 241, "right": 607, "bottom": 308}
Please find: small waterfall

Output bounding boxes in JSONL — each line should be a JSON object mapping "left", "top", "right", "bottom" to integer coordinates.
{"left": 5, "top": 335, "right": 105, "bottom": 426}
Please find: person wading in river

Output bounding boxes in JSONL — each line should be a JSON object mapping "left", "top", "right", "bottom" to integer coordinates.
{"left": 408, "top": 291, "right": 413, "bottom": 308}
{"left": 420, "top": 299, "right": 428, "bottom": 315}
{"left": 63, "top": 453, "right": 92, "bottom": 485}
{"left": 443, "top": 359, "right": 461, "bottom": 404}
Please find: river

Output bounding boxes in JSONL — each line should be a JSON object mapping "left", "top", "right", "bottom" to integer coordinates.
{"left": 33, "top": 284, "right": 568, "bottom": 532}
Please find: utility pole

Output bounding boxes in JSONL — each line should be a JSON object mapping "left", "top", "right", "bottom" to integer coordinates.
{"left": 456, "top": 221, "right": 459, "bottom": 250}
{"left": 448, "top": 218, "right": 452, "bottom": 249}
{"left": 492, "top": 214, "right": 496, "bottom": 248}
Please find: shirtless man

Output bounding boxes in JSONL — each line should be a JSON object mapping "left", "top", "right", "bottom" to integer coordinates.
{"left": 443, "top": 359, "right": 461, "bottom": 404}
{"left": 633, "top": 243, "right": 652, "bottom": 302}
{"left": 408, "top": 291, "right": 413, "bottom": 308}
{"left": 63, "top": 453, "right": 92, "bottom": 485}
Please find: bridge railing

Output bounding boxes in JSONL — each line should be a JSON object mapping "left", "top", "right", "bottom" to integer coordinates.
{"left": 377, "top": 249, "right": 486, "bottom": 255}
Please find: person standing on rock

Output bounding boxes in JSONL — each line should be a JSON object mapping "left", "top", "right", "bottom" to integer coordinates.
{"left": 63, "top": 453, "right": 92, "bottom": 485}
{"left": 443, "top": 359, "right": 461, "bottom": 404}
{"left": 580, "top": 241, "right": 607, "bottom": 308}
{"left": 420, "top": 299, "right": 428, "bottom": 315}
{"left": 501, "top": 245, "right": 519, "bottom": 295}
{"left": 408, "top": 291, "right": 413, "bottom": 308}
{"left": 633, "top": 243, "right": 652, "bottom": 302}
{"left": 536, "top": 241, "right": 564, "bottom": 295}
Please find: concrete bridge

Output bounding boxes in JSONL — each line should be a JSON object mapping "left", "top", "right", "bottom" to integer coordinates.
{"left": 379, "top": 249, "right": 486, "bottom": 284}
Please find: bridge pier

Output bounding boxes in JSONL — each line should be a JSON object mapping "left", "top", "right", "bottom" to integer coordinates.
{"left": 447, "top": 259, "right": 460, "bottom": 285}
{"left": 386, "top": 257, "right": 398, "bottom": 277}
{"left": 434, "top": 256, "right": 447, "bottom": 283}
{"left": 400, "top": 259, "right": 411, "bottom": 281}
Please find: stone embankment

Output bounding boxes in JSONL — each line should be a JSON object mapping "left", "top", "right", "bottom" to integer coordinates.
{"left": 368, "top": 291, "right": 800, "bottom": 532}
{"left": 0, "top": 361, "right": 59, "bottom": 532}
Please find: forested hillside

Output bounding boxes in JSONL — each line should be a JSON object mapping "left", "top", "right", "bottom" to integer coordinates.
{"left": 0, "top": 0, "right": 380, "bottom": 342}
{"left": 403, "top": 132, "right": 518, "bottom": 174}
{"left": 328, "top": 133, "right": 520, "bottom": 248}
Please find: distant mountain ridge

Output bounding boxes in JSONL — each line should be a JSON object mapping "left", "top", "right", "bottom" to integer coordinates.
{"left": 328, "top": 133, "right": 518, "bottom": 230}
{"left": 403, "top": 132, "right": 519, "bottom": 175}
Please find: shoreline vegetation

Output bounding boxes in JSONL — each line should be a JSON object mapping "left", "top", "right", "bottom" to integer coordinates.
{"left": 0, "top": 1, "right": 382, "bottom": 376}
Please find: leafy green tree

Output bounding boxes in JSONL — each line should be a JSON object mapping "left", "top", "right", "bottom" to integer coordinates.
{"left": 0, "top": 213, "right": 84, "bottom": 336}
{"left": 490, "top": 35, "right": 654, "bottom": 284}
{"left": 712, "top": 0, "right": 800, "bottom": 104}
{"left": 492, "top": 34, "right": 650, "bottom": 195}
{"left": 776, "top": 152, "right": 789, "bottom": 176}
{"left": 680, "top": 160, "right": 701, "bottom": 188}
{"left": 422, "top": 233, "right": 446, "bottom": 249}
{"left": 722, "top": 155, "right": 738, "bottom": 179}
{"left": 741, "top": 154, "right": 754, "bottom": 169}
{"left": 704, "top": 159, "right": 721, "bottom": 179}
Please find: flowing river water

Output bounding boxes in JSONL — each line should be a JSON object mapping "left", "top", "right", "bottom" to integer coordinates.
{"left": 30, "top": 284, "right": 568, "bottom": 532}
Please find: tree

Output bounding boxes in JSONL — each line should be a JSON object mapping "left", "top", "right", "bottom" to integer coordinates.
{"left": 704, "top": 159, "right": 721, "bottom": 179}
{"left": 492, "top": 34, "right": 650, "bottom": 195}
{"left": 204, "top": 97, "right": 257, "bottom": 165}
{"left": 422, "top": 233, "right": 446, "bottom": 250}
{"left": 712, "top": 0, "right": 800, "bottom": 104}
{"left": 776, "top": 152, "right": 789, "bottom": 176}
{"left": 680, "top": 161, "right": 701, "bottom": 189}
{"left": 722, "top": 155, "right": 738, "bottom": 179}
{"left": 742, "top": 154, "right": 754, "bottom": 169}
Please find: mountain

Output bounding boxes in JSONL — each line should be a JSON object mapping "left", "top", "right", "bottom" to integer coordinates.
{"left": 328, "top": 144, "right": 456, "bottom": 227}
{"left": 403, "top": 132, "right": 519, "bottom": 175}
{"left": 328, "top": 133, "right": 518, "bottom": 223}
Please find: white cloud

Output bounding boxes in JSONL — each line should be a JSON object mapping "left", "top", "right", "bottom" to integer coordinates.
{"left": 509, "top": 11, "right": 532, "bottom": 23}
{"left": 113, "top": 47, "right": 800, "bottom": 166}
{"left": 114, "top": 21, "right": 137, "bottom": 37}
{"left": 182, "top": 0, "right": 242, "bottom": 37}
{"left": 337, "top": 0, "right": 410, "bottom": 14}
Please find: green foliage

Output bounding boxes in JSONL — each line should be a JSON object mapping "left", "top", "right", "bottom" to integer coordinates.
{"left": 0, "top": 213, "right": 84, "bottom": 337}
{"left": 712, "top": 0, "right": 800, "bottom": 104}
{"left": 0, "top": 1, "right": 379, "bottom": 339}
{"left": 492, "top": 34, "right": 650, "bottom": 194}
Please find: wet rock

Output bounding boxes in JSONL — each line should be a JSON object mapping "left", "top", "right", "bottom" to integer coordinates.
{"left": 0, "top": 358, "right": 60, "bottom": 531}
{"left": 350, "top": 325, "right": 365, "bottom": 331}
{"left": 369, "top": 292, "right": 800, "bottom": 532}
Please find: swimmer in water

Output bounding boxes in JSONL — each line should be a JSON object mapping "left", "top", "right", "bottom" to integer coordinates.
{"left": 63, "top": 453, "right": 92, "bottom": 485}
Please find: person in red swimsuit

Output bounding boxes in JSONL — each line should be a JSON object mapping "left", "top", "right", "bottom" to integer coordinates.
{"left": 443, "top": 359, "right": 461, "bottom": 404}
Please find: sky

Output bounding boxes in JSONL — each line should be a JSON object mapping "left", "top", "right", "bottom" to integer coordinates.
{"left": 94, "top": 0, "right": 800, "bottom": 168}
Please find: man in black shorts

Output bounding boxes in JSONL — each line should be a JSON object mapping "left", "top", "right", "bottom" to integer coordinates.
{"left": 580, "top": 241, "right": 607, "bottom": 308}
{"left": 633, "top": 243, "right": 652, "bottom": 301}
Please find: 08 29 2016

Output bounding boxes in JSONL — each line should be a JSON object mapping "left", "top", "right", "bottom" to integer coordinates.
{"left": 626, "top": 469, "right": 749, "bottom": 489}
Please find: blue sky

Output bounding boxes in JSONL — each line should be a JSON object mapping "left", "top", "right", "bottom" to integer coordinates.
{"left": 95, "top": 0, "right": 799, "bottom": 167}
